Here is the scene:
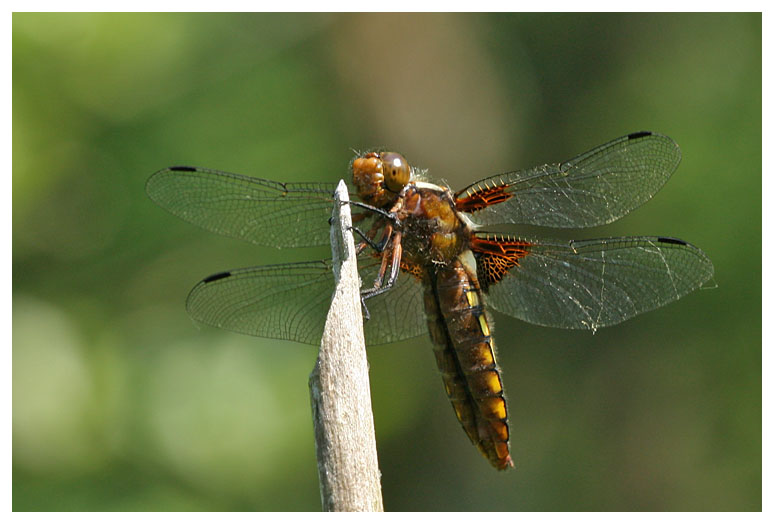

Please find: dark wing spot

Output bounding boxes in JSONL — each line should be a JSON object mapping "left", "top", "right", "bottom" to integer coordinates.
{"left": 203, "top": 271, "right": 232, "bottom": 283}
{"left": 657, "top": 236, "right": 687, "bottom": 246}
{"left": 627, "top": 131, "right": 652, "bottom": 140}
{"left": 169, "top": 166, "right": 197, "bottom": 172}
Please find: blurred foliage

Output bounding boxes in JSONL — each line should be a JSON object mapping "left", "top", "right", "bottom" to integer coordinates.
{"left": 13, "top": 12, "right": 761, "bottom": 511}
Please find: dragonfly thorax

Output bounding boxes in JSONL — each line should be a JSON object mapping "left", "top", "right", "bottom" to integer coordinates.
{"left": 396, "top": 184, "right": 469, "bottom": 267}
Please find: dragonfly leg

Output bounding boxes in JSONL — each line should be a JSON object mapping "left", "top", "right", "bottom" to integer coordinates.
{"left": 351, "top": 225, "right": 390, "bottom": 253}
{"left": 360, "top": 232, "right": 403, "bottom": 308}
{"left": 360, "top": 294, "right": 373, "bottom": 321}
{"left": 353, "top": 219, "right": 394, "bottom": 257}
{"left": 345, "top": 200, "right": 401, "bottom": 229}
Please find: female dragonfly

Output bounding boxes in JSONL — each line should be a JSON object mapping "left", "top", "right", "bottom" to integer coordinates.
{"left": 146, "top": 131, "right": 714, "bottom": 470}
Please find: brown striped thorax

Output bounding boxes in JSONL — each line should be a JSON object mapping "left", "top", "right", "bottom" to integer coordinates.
{"left": 149, "top": 132, "right": 714, "bottom": 471}
{"left": 352, "top": 151, "right": 470, "bottom": 268}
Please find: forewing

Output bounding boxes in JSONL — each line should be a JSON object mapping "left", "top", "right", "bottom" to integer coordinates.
{"left": 456, "top": 132, "right": 681, "bottom": 228}
{"left": 146, "top": 166, "right": 337, "bottom": 248}
{"left": 484, "top": 236, "right": 714, "bottom": 331}
{"left": 185, "top": 257, "right": 427, "bottom": 346}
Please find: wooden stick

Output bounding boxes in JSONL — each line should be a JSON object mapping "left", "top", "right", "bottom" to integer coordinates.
{"left": 309, "top": 181, "right": 384, "bottom": 512}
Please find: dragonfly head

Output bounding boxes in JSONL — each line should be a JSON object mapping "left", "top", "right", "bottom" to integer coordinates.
{"left": 352, "top": 151, "right": 411, "bottom": 207}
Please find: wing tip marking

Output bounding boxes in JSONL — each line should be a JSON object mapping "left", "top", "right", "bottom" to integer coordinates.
{"left": 627, "top": 131, "right": 652, "bottom": 140}
{"left": 202, "top": 271, "right": 232, "bottom": 283}
{"left": 657, "top": 236, "right": 687, "bottom": 246}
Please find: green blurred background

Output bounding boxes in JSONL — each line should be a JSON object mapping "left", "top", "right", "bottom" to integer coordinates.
{"left": 13, "top": 13, "right": 761, "bottom": 511}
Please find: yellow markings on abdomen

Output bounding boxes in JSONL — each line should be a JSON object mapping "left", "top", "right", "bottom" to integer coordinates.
{"left": 479, "top": 396, "right": 507, "bottom": 420}
{"left": 425, "top": 256, "right": 513, "bottom": 470}
{"left": 469, "top": 369, "right": 504, "bottom": 397}
{"left": 465, "top": 289, "right": 492, "bottom": 338}
{"left": 477, "top": 313, "right": 490, "bottom": 337}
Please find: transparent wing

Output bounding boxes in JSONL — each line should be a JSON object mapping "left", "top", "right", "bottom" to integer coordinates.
{"left": 185, "top": 256, "right": 427, "bottom": 346}
{"left": 485, "top": 236, "right": 714, "bottom": 331}
{"left": 146, "top": 166, "right": 337, "bottom": 248}
{"left": 455, "top": 132, "right": 681, "bottom": 228}
{"left": 357, "top": 256, "right": 428, "bottom": 346}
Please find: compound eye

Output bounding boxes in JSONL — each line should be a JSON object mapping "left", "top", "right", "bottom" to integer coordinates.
{"left": 381, "top": 152, "right": 410, "bottom": 192}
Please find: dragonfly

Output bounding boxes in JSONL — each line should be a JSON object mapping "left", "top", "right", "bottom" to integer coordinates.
{"left": 146, "top": 131, "right": 714, "bottom": 470}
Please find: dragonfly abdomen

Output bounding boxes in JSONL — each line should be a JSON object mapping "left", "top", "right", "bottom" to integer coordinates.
{"left": 423, "top": 251, "right": 513, "bottom": 470}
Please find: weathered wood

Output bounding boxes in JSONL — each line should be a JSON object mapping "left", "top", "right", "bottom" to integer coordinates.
{"left": 309, "top": 181, "right": 384, "bottom": 512}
